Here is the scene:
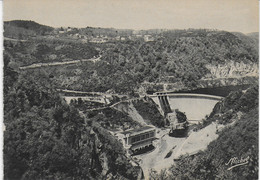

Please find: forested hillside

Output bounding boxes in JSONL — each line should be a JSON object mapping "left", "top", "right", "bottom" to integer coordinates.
{"left": 4, "top": 58, "right": 142, "bottom": 179}
{"left": 4, "top": 20, "right": 54, "bottom": 38}
{"left": 4, "top": 39, "right": 98, "bottom": 68}
{"left": 192, "top": 85, "right": 259, "bottom": 130}
{"left": 4, "top": 21, "right": 258, "bottom": 94}
{"left": 132, "top": 98, "right": 164, "bottom": 127}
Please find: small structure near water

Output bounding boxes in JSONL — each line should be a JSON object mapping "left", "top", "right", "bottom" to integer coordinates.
{"left": 166, "top": 109, "right": 188, "bottom": 137}
{"left": 154, "top": 92, "right": 189, "bottom": 136}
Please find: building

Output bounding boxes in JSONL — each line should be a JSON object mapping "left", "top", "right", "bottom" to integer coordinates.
{"left": 166, "top": 110, "right": 188, "bottom": 137}
{"left": 144, "top": 35, "right": 154, "bottom": 42}
{"left": 115, "top": 126, "right": 156, "bottom": 154}
{"left": 166, "top": 111, "right": 188, "bottom": 129}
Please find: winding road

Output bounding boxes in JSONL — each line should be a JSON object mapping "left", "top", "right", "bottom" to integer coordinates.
{"left": 19, "top": 56, "right": 102, "bottom": 70}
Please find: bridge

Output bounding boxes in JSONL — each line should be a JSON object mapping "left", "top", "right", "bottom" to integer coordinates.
{"left": 150, "top": 92, "right": 223, "bottom": 123}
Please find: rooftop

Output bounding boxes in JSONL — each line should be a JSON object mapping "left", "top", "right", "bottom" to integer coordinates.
{"left": 121, "top": 126, "right": 155, "bottom": 135}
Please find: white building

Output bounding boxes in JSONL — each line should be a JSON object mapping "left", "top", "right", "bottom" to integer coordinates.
{"left": 115, "top": 126, "right": 156, "bottom": 155}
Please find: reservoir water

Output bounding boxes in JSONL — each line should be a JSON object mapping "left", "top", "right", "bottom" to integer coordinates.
{"left": 168, "top": 95, "right": 220, "bottom": 122}
{"left": 151, "top": 93, "right": 222, "bottom": 123}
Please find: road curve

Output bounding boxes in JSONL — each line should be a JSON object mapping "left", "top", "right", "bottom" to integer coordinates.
{"left": 19, "top": 56, "right": 102, "bottom": 70}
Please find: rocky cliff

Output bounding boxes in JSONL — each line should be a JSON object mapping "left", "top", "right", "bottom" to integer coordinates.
{"left": 140, "top": 61, "right": 258, "bottom": 93}
{"left": 205, "top": 61, "right": 258, "bottom": 79}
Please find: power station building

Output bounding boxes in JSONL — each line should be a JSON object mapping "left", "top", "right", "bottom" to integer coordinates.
{"left": 115, "top": 126, "right": 157, "bottom": 154}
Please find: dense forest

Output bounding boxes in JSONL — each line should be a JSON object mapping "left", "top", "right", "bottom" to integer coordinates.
{"left": 4, "top": 56, "right": 142, "bottom": 179}
{"left": 4, "top": 20, "right": 54, "bottom": 38}
{"left": 4, "top": 39, "right": 98, "bottom": 68}
{"left": 132, "top": 97, "right": 165, "bottom": 127}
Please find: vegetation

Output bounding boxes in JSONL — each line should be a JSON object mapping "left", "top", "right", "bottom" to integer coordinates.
{"left": 4, "top": 20, "right": 258, "bottom": 179}
{"left": 167, "top": 108, "right": 258, "bottom": 180}
{"left": 4, "top": 21, "right": 258, "bottom": 94}
{"left": 70, "top": 98, "right": 106, "bottom": 110}
{"left": 92, "top": 124, "right": 142, "bottom": 179}
{"left": 175, "top": 109, "right": 187, "bottom": 123}
{"left": 4, "top": 20, "right": 54, "bottom": 38}
{"left": 4, "top": 60, "right": 141, "bottom": 179}
{"left": 210, "top": 86, "right": 258, "bottom": 117}
{"left": 86, "top": 107, "right": 141, "bottom": 130}
{"left": 132, "top": 97, "right": 164, "bottom": 127}
{"left": 194, "top": 85, "right": 258, "bottom": 131}
{"left": 4, "top": 39, "right": 98, "bottom": 68}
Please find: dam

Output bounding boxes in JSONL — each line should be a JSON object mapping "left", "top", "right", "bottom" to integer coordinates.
{"left": 150, "top": 93, "right": 223, "bottom": 123}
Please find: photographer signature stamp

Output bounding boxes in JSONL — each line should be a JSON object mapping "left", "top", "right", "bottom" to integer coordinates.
{"left": 225, "top": 156, "right": 250, "bottom": 170}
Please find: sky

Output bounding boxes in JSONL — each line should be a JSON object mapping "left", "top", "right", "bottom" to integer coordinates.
{"left": 3, "top": 0, "right": 259, "bottom": 33}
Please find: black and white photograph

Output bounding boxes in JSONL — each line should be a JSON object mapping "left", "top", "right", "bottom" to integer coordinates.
{"left": 3, "top": 0, "right": 259, "bottom": 179}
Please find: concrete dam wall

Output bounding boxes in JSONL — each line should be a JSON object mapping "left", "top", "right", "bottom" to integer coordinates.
{"left": 151, "top": 93, "right": 223, "bottom": 123}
